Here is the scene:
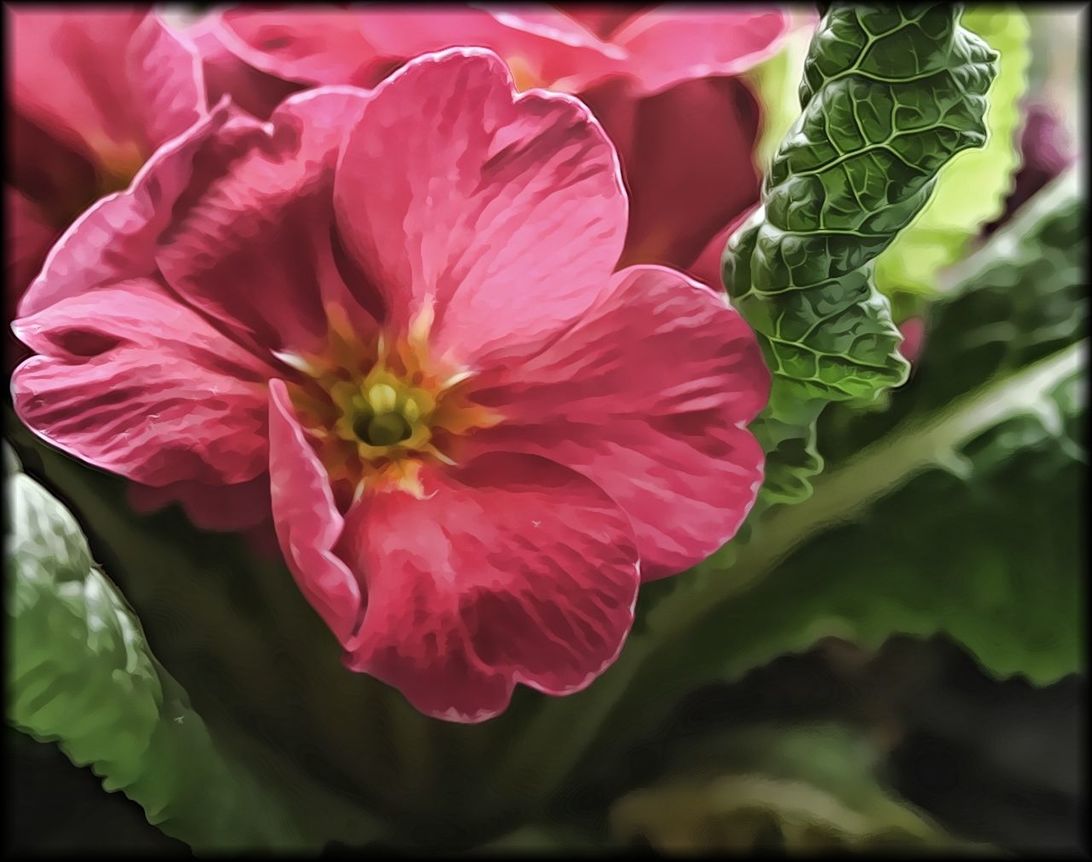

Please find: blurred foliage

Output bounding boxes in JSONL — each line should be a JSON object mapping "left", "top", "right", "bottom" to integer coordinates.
{"left": 610, "top": 723, "right": 968, "bottom": 853}
{"left": 724, "top": 5, "right": 996, "bottom": 510}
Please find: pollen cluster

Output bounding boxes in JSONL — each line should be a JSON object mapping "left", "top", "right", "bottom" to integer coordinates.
{"left": 284, "top": 306, "right": 499, "bottom": 503}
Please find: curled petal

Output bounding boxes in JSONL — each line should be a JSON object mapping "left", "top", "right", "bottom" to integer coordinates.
{"left": 218, "top": 7, "right": 377, "bottom": 86}
{"left": 188, "top": 13, "right": 302, "bottom": 120}
{"left": 17, "top": 101, "right": 266, "bottom": 318}
{"left": 12, "top": 281, "right": 273, "bottom": 487}
{"left": 268, "top": 379, "right": 365, "bottom": 645}
{"left": 155, "top": 87, "right": 376, "bottom": 356}
{"left": 220, "top": 6, "right": 620, "bottom": 91}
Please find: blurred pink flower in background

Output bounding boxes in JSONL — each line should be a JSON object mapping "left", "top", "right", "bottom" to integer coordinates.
{"left": 5, "top": 8, "right": 205, "bottom": 350}
{"left": 11, "top": 49, "right": 769, "bottom": 720}
{"left": 192, "top": 5, "right": 789, "bottom": 280}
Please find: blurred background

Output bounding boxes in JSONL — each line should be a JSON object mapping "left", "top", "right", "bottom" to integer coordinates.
{"left": 4, "top": 4, "right": 1086, "bottom": 856}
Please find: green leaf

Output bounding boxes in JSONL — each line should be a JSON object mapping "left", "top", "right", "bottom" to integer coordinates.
{"left": 874, "top": 7, "right": 1031, "bottom": 297}
{"left": 680, "top": 347, "right": 1084, "bottom": 689}
{"left": 698, "top": 172, "right": 1086, "bottom": 687}
{"left": 724, "top": 5, "right": 998, "bottom": 508}
{"left": 4, "top": 448, "right": 372, "bottom": 852}
{"left": 3, "top": 417, "right": 503, "bottom": 846}
{"left": 610, "top": 724, "right": 970, "bottom": 852}
{"left": 7, "top": 447, "right": 163, "bottom": 791}
{"left": 669, "top": 170, "right": 1083, "bottom": 690}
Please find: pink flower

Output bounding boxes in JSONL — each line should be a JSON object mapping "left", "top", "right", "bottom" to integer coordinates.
{"left": 12, "top": 50, "right": 769, "bottom": 721}
{"left": 5, "top": 8, "right": 206, "bottom": 339}
{"left": 197, "top": 5, "right": 788, "bottom": 277}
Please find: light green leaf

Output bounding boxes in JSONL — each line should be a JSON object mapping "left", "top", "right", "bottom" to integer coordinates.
{"left": 610, "top": 724, "right": 971, "bottom": 853}
{"left": 874, "top": 6, "right": 1031, "bottom": 297}
{"left": 723, "top": 5, "right": 997, "bottom": 509}
{"left": 4, "top": 450, "right": 373, "bottom": 852}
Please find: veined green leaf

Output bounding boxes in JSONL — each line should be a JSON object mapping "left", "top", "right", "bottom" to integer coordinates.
{"left": 874, "top": 7, "right": 1031, "bottom": 297}
{"left": 4, "top": 448, "right": 376, "bottom": 852}
{"left": 673, "top": 171, "right": 1087, "bottom": 683}
{"left": 724, "top": 5, "right": 998, "bottom": 508}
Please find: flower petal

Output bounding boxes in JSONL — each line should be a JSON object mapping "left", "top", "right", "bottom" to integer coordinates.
{"left": 469, "top": 265, "right": 769, "bottom": 580}
{"left": 686, "top": 204, "right": 761, "bottom": 290}
{"left": 155, "top": 87, "right": 376, "bottom": 355}
{"left": 583, "top": 76, "right": 762, "bottom": 271}
{"left": 220, "top": 7, "right": 620, "bottom": 92}
{"left": 268, "top": 379, "right": 365, "bottom": 645}
{"left": 12, "top": 280, "right": 273, "bottom": 487}
{"left": 334, "top": 48, "right": 627, "bottom": 365}
{"left": 335, "top": 453, "right": 640, "bottom": 722}
{"left": 8, "top": 109, "right": 100, "bottom": 230}
{"left": 611, "top": 8, "right": 789, "bottom": 95}
{"left": 126, "top": 12, "right": 207, "bottom": 151}
{"left": 558, "top": 6, "right": 642, "bottom": 40}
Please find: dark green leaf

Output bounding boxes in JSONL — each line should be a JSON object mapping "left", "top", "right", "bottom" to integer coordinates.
{"left": 725, "top": 5, "right": 998, "bottom": 508}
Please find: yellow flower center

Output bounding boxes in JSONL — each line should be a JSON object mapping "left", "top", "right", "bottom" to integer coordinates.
{"left": 284, "top": 305, "right": 500, "bottom": 502}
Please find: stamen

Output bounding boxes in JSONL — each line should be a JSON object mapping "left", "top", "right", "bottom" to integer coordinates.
{"left": 367, "top": 383, "right": 398, "bottom": 414}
